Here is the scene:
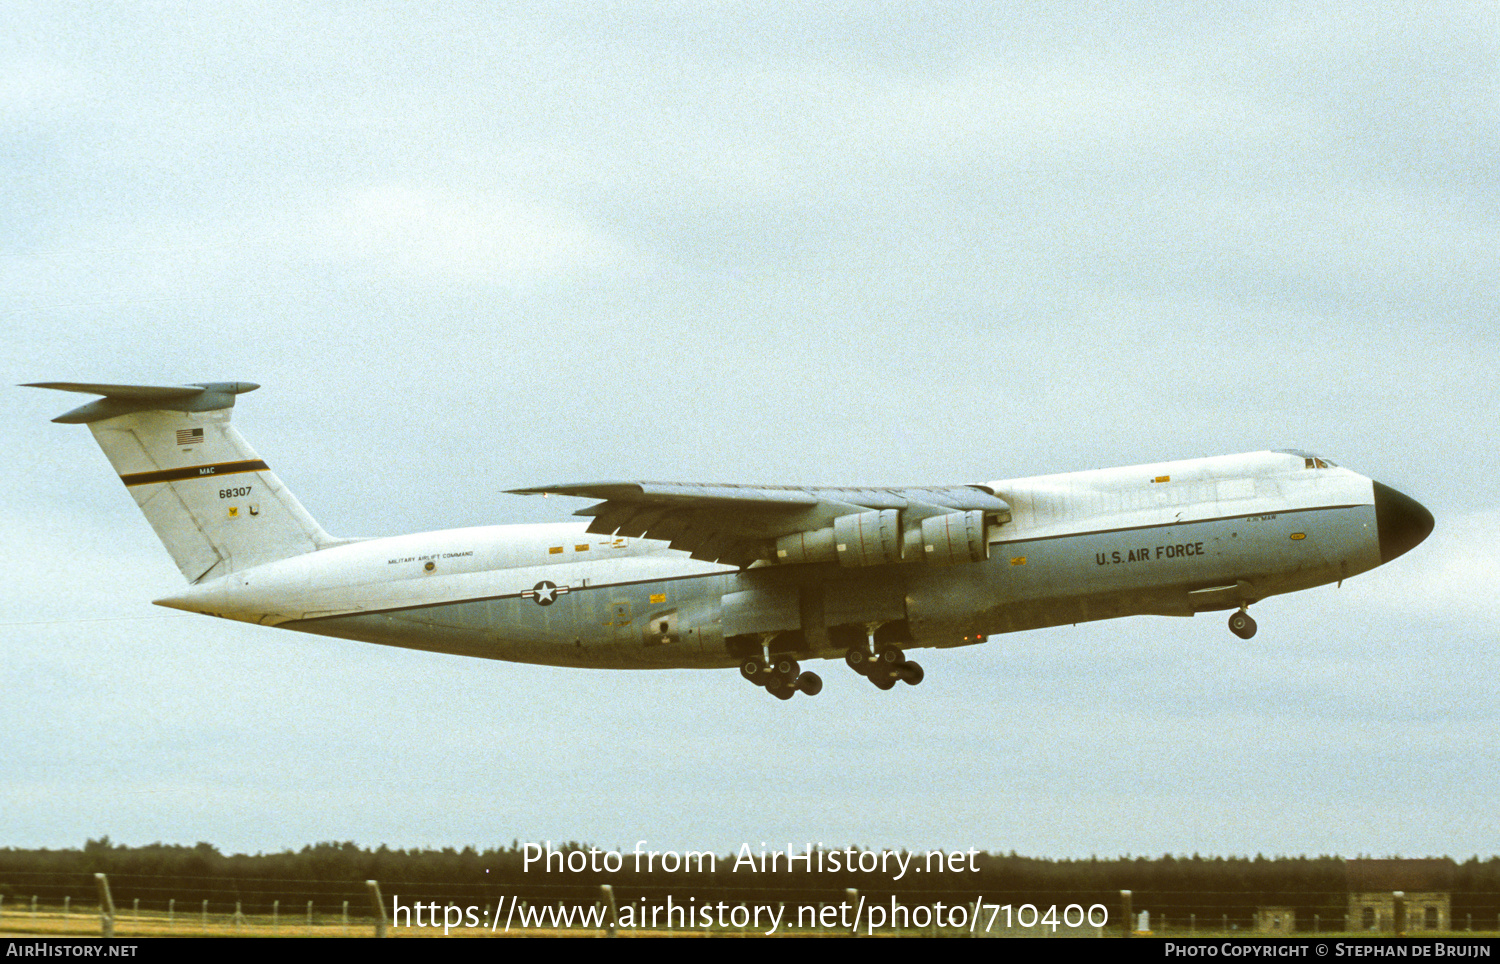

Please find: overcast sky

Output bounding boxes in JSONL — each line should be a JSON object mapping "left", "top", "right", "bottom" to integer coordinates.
{"left": 3, "top": 3, "right": 1496, "bottom": 864}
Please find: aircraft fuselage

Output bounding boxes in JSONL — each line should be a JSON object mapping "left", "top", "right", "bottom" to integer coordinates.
{"left": 153, "top": 450, "right": 1423, "bottom": 671}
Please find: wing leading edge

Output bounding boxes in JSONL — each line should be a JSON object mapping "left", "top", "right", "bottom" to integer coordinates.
{"left": 507, "top": 481, "right": 1011, "bottom": 568}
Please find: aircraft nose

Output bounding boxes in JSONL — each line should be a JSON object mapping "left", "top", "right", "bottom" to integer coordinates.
{"left": 1373, "top": 481, "right": 1434, "bottom": 564}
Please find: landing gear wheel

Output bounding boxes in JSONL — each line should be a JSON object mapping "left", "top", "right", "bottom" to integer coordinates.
{"left": 898, "top": 661, "right": 924, "bottom": 686}
{"left": 1228, "top": 611, "right": 1257, "bottom": 640}
{"left": 740, "top": 659, "right": 768, "bottom": 686}
{"left": 796, "top": 671, "right": 823, "bottom": 696}
{"left": 767, "top": 681, "right": 795, "bottom": 701}
{"left": 773, "top": 656, "right": 801, "bottom": 679}
{"left": 869, "top": 670, "right": 897, "bottom": 691}
{"left": 845, "top": 648, "right": 870, "bottom": 674}
{"left": 876, "top": 644, "right": 905, "bottom": 666}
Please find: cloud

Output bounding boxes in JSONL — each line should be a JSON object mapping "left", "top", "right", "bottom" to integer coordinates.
{"left": 303, "top": 184, "right": 641, "bottom": 285}
{"left": 1344, "top": 509, "right": 1500, "bottom": 625}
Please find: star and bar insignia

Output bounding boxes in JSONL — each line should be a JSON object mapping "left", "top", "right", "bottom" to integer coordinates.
{"left": 521, "top": 581, "right": 569, "bottom": 606}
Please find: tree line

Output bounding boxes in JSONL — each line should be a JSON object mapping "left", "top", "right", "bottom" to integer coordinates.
{"left": 2, "top": 840, "right": 1498, "bottom": 928}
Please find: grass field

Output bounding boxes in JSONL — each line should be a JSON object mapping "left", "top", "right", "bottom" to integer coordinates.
{"left": 0, "top": 906, "right": 1052, "bottom": 938}
{"left": 3, "top": 907, "right": 886, "bottom": 938}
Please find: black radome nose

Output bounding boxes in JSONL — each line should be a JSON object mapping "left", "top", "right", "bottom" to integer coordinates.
{"left": 1373, "top": 482, "right": 1434, "bottom": 564}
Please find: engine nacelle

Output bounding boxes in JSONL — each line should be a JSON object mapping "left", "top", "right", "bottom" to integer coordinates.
{"left": 919, "top": 510, "right": 989, "bottom": 565}
{"left": 775, "top": 509, "right": 904, "bottom": 567}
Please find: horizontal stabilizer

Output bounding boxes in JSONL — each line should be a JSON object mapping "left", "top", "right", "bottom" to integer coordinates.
{"left": 23, "top": 381, "right": 259, "bottom": 424}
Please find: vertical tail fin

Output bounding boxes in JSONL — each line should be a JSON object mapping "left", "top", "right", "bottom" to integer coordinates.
{"left": 26, "top": 381, "right": 340, "bottom": 582}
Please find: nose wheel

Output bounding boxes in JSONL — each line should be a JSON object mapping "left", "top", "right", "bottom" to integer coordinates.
{"left": 1228, "top": 609, "right": 1257, "bottom": 640}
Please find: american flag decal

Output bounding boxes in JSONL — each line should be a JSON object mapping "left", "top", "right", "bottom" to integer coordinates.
{"left": 176, "top": 428, "right": 203, "bottom": 446}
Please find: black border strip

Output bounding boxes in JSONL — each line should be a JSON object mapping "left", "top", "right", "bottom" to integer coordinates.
{"left": 290, "top": 501, "right": 1371, "bottom": 624}
{"left": 120, "top": 460, "right": 269, "bottom": 487}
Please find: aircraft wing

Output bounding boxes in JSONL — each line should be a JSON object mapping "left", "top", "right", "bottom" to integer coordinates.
{"left": 507, "top": 480, "right": 1011, "bottom": 568}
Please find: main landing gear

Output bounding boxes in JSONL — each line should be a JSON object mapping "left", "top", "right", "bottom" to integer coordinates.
{"left": 845, "top": 639, "right": 923, "bottom": 691}
{"left": 740, "top": 655, "right": 822, "bottom": 700}
{"left": 1228, "top": 606, "right": 1257, "bottom": 640}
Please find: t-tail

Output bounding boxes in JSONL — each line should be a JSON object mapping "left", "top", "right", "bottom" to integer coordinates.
{"left": 26, "top": 381, "right": 344, "bottom": 582}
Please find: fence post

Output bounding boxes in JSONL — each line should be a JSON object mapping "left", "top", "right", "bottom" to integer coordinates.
{"left": 64, "top": 896, "right": 71, "bottom": 918}
{"left": 366, "top": 881, "right": 388, "bottom": 938}
{"left": 168, "top": 898, "right": 174, "bottom": 924}
{"left": 600, "top": 884, "right": 618, "bottom": 937}
{"left": 273, "top": 899, "right": 279, "bottom": 930}
{"left": 1120, "top": 891, "right": 1133, "bottom": 939}
{"left": 94, "top": 873, "right": 115, "bottom": 938}
{"left": 132, "top": 897, "right": 139, "bottom": 923}
{"left": 201, "top": 899, "right": 208, "bottom": 932}
{"left": 306, "top": 900, "right": 313, "bottom": 928}
{"left": 342, "top": 899, "right": 349, "bottom": 935}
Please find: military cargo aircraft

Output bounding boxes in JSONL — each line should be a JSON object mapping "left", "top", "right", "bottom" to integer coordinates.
{"left": 28, "top": 381, "right": 1433, "bottom": 699}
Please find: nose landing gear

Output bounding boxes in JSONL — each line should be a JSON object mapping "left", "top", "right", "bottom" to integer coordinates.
{"left": 1228, "top": 606, "right": 1257, "bottom": 640}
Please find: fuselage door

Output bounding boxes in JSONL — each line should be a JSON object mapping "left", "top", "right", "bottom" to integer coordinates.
{"left": 610, "top": 599, "right": 633, "bottom": 641}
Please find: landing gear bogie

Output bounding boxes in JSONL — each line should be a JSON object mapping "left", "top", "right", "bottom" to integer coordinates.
{"left": 742, "top": 656, "right": 822, "bottom": 699}
{"left": 846, "top": 641, "right": 925, "bottom": 691}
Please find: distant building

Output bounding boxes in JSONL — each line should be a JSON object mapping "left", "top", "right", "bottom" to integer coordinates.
{"left": 1346, "top": 859, "right": 1455, "bottom": 933}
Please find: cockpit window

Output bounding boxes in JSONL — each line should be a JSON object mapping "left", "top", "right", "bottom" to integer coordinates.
{"left": 1278, "top": 449, "right": 1338, "bottom": 469}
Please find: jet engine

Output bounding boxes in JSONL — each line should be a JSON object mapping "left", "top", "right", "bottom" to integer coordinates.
{"left": 774, "top": 509, "right": 904, "bottom": 567}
